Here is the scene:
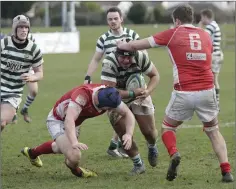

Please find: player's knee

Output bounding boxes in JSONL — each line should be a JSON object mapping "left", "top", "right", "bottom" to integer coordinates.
{"left": 203, "top": 118, "right": 219, "bottom": 133}
{"left": 30, "top": 90, "right": 38, "bottom": 97}
{"left": 51, "top": 141, "right": 61, "bottom": 153}
{"left": 204, "top": 125, "right": 219, "bottom": 133}
{"left": 162, "top": 121, "right": 178, "bottom": 132}
{"left": 66, "top": 149, "right": 81, "bottom": 164}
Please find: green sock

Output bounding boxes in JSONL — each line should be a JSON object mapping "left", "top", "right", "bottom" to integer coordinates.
{"left": 108, "top": 139, "right": 118, "bottom": 150}
{"left": 118, "top": 139, "right": 123, "bottom": 148}
{"left": 131, "top": 154, "right": 143, "bottom": 167}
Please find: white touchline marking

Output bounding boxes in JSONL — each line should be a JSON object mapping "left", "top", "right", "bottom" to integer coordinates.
{"left": 180, "top": 122, "right": 235, "bottom": 129}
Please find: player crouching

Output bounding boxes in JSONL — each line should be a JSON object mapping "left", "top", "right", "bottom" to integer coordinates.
{"left": 21, "top": 84, "right": 145, "bottom": 177}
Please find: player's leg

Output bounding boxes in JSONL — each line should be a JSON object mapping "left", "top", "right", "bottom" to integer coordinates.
{"left": 162, "top": 90, "right": 194, "bottom": 181}
{"left": 1, "top": 102, "right": 17, "bottom": 131}
{"left": 21, "top": 118, "right": 62, "bottom": 167}
{"left": 131, "top": 99, "right": 158, "bottom": 167}
{"left": 195, "top": 88, "right": 233, "bottom": 182}
{"left": 107, "top": 111, "right": 128, "bottom": 158}
{"left": 21, "top": 81, "right": 38, "bottom": 123}
{"left": 203, "top": 118, "right": 233, "bottom": 182}
{"left": 1, "top": 96, "right": 22, "bottom": 131}
{"left": 109, "top": 109, "right": 145, "bottom": 175}
{"left": 107, "top": 131, "right": 122, "bottom": 157}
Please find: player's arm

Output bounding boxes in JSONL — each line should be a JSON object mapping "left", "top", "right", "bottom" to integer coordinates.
{"left": 117, "top": 38, "right": 152, "bottom": 52}
{"left": 64, "top": 91, "right": 89, "bottom": 150}
{"left": 64, "top": 102, "right": 83, "bottom": 147}
{"left": 137, "top": 52, "right": 160, "bottom": 98}
{"left": 31, "top": 65, "right": 43, "bottom": 82}
{"left": 84, "top": 37, "right": 105, "bottom": 83}
{"left": 30, "top": 45, "right": 44, "bottom": 82}
{"left": 114, "top": 101, "right": 136, "bottom": 149}
{"left": 118, "top": 29, "right": 173, "bottom": 51}
{"left": 133, "top": 30, "right": 149, "bottom": 55}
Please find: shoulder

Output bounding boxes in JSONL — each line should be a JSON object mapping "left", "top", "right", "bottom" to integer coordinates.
{"left": 97, "top": 31, "right": 110, "bottom": 43}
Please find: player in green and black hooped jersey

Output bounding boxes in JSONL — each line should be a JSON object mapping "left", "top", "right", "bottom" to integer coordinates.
{"left": 1, "top": 15, "right": 44, "bottom": 132}
{"left": 101, "top": 41, "right": 160, "bottom": 168}
{"left": 84, "top": 7, "right": 141, "bottom": 158}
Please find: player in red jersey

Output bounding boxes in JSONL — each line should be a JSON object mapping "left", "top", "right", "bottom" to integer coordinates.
{"left": 117, "top": 4, "right": 233, "bottom": 183}
{"left": 21, "top": 84, "right": 146, "bottom": 177}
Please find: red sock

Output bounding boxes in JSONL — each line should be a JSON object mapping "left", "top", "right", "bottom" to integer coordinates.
{"left": 162, "top": 131, "right": 178, "bottom": 157}
{"left": 64, "top": 161, "right": 83, "bottom": 177}
{"left": 30, "top": 140, "right": 54, "bottom": 159}
{"left": 220, "top": 162, "right": 231, "bottom": 173}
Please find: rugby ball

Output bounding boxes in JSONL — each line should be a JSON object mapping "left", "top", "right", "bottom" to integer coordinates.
{"left": 124, "top": 73, "right": 145, "bottom": 103}
{"left": 126, "top": 73, "right": 145, "bottom": 90}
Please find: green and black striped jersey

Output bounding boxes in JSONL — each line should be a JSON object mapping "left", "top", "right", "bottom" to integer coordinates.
{"left": 96, "top": 27, "right": 140, "bottom": 55}
{"left": 101, "top": 51, "right": 153, "bottom": 89}
{"left": 1, "top": 36, "right": 43, "bottom": 98}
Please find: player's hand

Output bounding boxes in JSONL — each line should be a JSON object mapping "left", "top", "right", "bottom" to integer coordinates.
{"left": 20, "top": 73, "right": 36, "bottom": 82}
{"left": 136, "top": 89, "right": 150, "bottom": 99}
{"left": 116, "top": 40, "right": 130, "bottom": 51}
{"left": 72, "top": 142, "right": 88, "bottom": 150}
{"left": 132, "top": 88, "right": 144, "bottom": 98}
{"left": 122, "top": 133, "right": 132, "bottom": 150}
{"left": 84, "top": 75, "right": 92, "bottom": 84}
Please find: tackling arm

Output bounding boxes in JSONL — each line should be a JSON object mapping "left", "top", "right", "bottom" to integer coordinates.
{"left": 115, "top": 102, "right": 135, "bottom": 136}
{"left": 64, "top": 102, "right": 82, "bottom": 146}
{"left": 117, "top": 38, "right": 152, "bottom": 52}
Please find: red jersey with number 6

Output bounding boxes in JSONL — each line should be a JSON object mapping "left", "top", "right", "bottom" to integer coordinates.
{"left": 148, "top": 24, "right": 213, "bottom": 91}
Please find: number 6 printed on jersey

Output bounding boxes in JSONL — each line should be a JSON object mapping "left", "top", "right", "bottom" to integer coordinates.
{"left": 189, "top": 33, "right": 202, "bottom": 50}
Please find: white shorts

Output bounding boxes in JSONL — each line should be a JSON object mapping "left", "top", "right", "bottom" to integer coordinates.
{"left": 1, "top": 96, "right": 22, "bottom": 109}
{"left": 46, "top": 110, "right": 80, "bottom": 140}
{"left": 165, "top": 88, "right": 219, "bottom": 122}
{"left": 212, "top": 52, "right": 223, "bottom": 73}
{"left": 130, "top": 95, "right": 155, "bottom": 115}
{"left": 29, "top": 67, "right": 35, "bottom": 74}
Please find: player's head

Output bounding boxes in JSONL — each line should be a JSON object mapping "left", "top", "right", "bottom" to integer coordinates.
{"left": 12, "top": 15, "right": 30, "bottom": 41}
{"left": 106, "top": 7, "right": 123, "bottom": 31}
{"left": 200, "top": 9, "right": 214, "bottom": 25}
{"left": 172, "top": 4, "right": 194, "bottom": 27}
{"left": 97, "top": 87, "right": 121, "bottom": 110}
{"left": 115, "top": 38, "right": 135, "bottom": 69}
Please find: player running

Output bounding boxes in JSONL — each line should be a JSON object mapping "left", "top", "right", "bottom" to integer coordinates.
{"left": 117, "top": 4, "right": 233, "bottom": 183}
{"left": 101, "top": 42, "right": 160, "bottom": 167}
{"left": 1, "top": 15, "right": 44, "bottom": 131}
{"left": 84, "top": 7, "right": 141, "bottom": 158}
{"left": 21, "top": 84, "right": 146, "bottom": 177}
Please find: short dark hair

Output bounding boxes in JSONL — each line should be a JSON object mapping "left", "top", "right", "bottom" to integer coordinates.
{"left": 106, "top": 7, "right": 122, "bottom": 17}
{"left": 172, "top": 4, "right": 194, "bottom": 24}
{"left": 201, "top": 9, "right": 214, "bottom": 19}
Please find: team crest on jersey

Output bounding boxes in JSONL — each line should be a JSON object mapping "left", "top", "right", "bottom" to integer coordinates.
{"left": 75, "top": 95, "right": 87, "bottom": 106}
